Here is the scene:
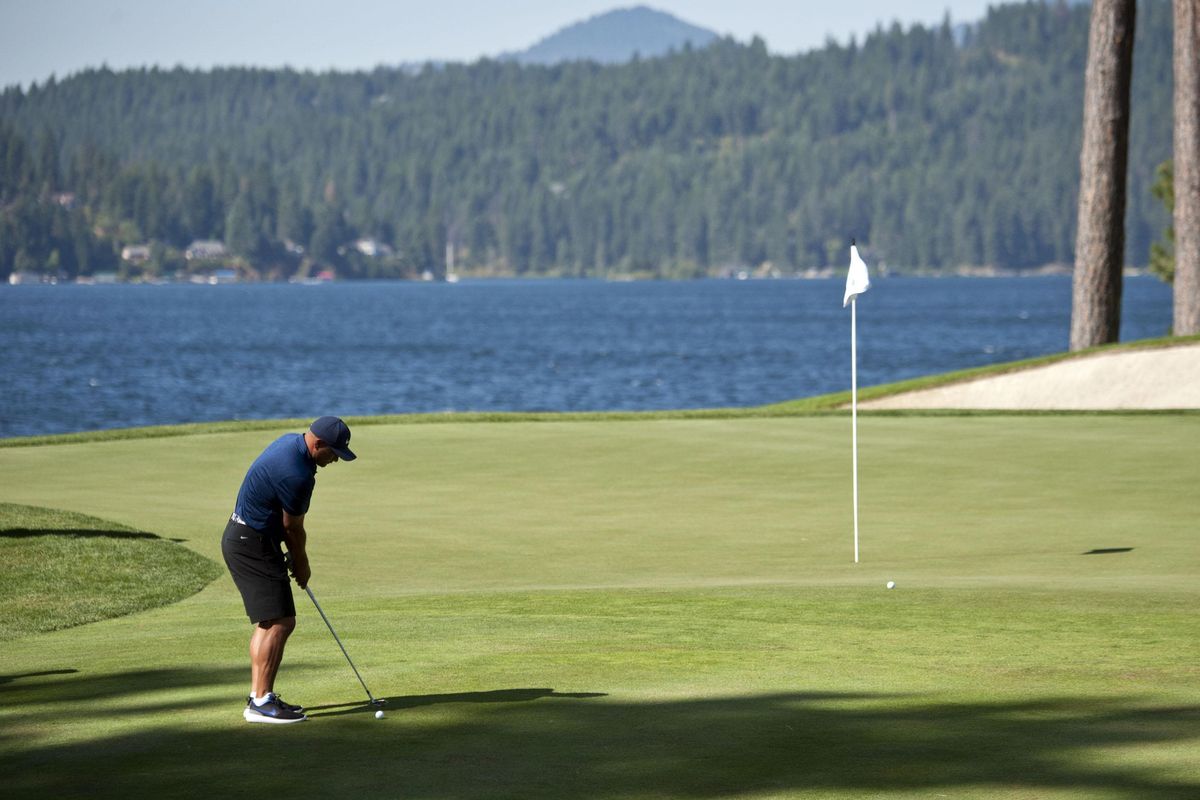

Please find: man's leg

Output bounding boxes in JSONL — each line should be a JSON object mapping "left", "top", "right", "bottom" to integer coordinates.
{"left": 250, "top": 615, "right": 296, "bottom": 698}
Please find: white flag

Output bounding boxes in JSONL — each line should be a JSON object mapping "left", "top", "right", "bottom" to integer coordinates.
{"left": 842, "top": 244, "right": 871, "bottom": 307}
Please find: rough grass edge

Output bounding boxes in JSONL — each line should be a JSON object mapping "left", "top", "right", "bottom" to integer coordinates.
{"left": 0, "top": 502, "right": 225, "bottom": 640}
{"left": 3, "top": 335, "right": 1198, "bottom": 449}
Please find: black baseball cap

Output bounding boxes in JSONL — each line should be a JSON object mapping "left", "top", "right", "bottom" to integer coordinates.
{"left": 309, "top": 416, "right": 357, "bottom": 461}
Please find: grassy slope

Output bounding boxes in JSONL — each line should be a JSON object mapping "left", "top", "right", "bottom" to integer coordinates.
{"left": 0, "top": 413, "right": 1197, "bottom": 798}
{"left": 0, "top": 503, "right": 222, "bottom": 639}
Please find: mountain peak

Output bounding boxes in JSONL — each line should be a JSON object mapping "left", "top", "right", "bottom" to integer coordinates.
{"left": 510, "top": 5, "right": 720, "bottom": 65}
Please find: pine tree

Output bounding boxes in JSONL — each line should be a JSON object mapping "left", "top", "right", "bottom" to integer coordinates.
{"left": 1174, "top": 0, "right": 1200, "bottom": 333}
{"left": 1071, "top": 0, "right": 1137, "bottom": 350}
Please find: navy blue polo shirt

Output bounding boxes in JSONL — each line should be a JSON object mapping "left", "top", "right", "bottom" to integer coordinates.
{"left": 233, "top": 433, "right": 317, "bottom": 541}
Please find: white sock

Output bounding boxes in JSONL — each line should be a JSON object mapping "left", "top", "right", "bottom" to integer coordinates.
{"left": 253, "top": 693, "right": 274, "bottom": 707}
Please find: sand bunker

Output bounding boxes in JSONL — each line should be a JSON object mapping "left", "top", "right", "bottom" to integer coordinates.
{"left": 856, "top": 342, "right": 1200, "bottom": 411}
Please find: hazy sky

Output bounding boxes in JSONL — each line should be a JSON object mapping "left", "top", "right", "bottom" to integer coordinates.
{"left": 0, "top": 0, "right": 996, "bottom": 90}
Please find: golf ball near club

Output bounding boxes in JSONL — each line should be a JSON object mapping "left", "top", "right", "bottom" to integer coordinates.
{"left": 886, "top": 581, "right": 896, "bottom": 589}
{"left": 375, "top": 709, "right": 385, "bottom": 719}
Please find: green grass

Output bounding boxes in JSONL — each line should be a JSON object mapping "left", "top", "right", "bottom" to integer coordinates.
{"left": 0, "top": 503, "right": 223, "bottom": 640}
{"left": 0, "top": 413, "right": 1197, "bottom": 798}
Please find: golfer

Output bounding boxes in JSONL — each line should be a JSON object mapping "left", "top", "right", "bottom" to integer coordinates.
{"left": 221, "top": 416, "right": 357, "bottom": 724}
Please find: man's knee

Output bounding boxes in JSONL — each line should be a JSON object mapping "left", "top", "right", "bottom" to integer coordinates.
{"left": 257, "top": 616, "right": 296, "bottom": 633}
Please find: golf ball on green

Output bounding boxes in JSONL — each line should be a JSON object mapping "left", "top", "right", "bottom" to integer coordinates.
{"left": 886, "top": 581, "right": 896, "bottom": 589}
{"left": 375, "top": 709, "right": 385, "bottom": 719}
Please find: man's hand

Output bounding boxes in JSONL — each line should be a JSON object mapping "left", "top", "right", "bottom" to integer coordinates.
{"left": 289, "top": 555, "right": 311, "bottom": 590}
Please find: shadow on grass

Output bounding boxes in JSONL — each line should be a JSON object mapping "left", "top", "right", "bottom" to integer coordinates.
{"left": 1, "top": 668, "right": 1197, "bottom": 799}
{"left": 307, "top": 688, "right": 610, "bottom": 717}
{"left": 0, "top": 668, "right": 79, "bottom": 685}
{"left": 0, "top": 527, "right": 179, "bottom": 541}
{"left": 0, "top": 503, "right": 187, "bottom": 542}
{"left": 0, "top": 666, "right": 244, "bottom": 706}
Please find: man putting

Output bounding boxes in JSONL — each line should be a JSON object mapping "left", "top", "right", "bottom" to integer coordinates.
{"left": 221, "top": 416, "right": 357, "bottom": 724}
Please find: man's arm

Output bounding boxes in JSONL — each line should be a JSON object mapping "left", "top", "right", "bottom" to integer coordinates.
{"left": 281, "top": 511, "right": 311, "bottom": 589}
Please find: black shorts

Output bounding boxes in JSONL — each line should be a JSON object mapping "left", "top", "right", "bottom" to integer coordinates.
{"left": 221, "top": 518, "right": 296, "bottom": 623}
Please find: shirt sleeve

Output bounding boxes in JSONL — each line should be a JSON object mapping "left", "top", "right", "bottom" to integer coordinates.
{"left": 277, "top": 474, "right": 315, "bottom": 516}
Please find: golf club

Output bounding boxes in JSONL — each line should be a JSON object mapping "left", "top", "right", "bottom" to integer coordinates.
{"left": 303, "top": 583, "right": 386, "bottom": 709}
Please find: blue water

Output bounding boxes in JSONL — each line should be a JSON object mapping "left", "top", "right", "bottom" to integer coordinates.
{"left": 0, "top": 277, "right": 1174, "bottom": 438}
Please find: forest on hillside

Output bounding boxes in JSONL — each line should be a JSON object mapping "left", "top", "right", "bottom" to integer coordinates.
{"left": 0, "top": 0, "right": 1176, "bottom": 281}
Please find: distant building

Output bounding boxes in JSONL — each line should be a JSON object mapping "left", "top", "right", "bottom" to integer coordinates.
{"left": 121, "top": 244, "right": 152, "bottom": 264}
{"left": 354, "top": 238, "right": 393, "bottom": 257}
{"left": 185, "top": 240, "right": 227, "bottom": 260}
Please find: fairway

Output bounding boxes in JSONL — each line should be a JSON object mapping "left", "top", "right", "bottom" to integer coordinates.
{"left": 1, "top": 414, "right": 1197, "bottom": 799}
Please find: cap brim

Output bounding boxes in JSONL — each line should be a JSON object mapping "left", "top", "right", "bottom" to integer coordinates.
{"left": 332, "top": 446, "right": 357, "bottom": 462}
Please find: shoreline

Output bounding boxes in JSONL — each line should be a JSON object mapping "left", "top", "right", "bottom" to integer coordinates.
{"left": 3, "top": 267, "right": 1161, "bottom": 286}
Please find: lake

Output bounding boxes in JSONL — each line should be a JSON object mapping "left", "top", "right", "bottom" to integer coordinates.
{"left": 0, "top": 276, "right": 1174, "bottom": 438}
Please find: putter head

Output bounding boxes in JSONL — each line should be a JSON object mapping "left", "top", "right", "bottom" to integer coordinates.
{"left": 371, "top": 698, "right": 387, "bottom": 706}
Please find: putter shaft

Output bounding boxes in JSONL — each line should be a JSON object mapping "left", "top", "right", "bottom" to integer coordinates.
{"left": 304, "top": 585, "right": 382, "bottom": 706}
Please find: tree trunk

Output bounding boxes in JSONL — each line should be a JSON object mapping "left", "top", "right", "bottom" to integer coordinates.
{"left": 1175, "top": 0, "right": 1200, "bottom": 335}
{"left": 1071, "top": 0, "right": 1137, "bottom": 351}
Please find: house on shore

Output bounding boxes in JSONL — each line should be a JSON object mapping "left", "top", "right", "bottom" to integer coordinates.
{"left": 185, "top": 240, "right": 227, "bottom": 261}
{"left": 121, "top": 244, "right": 152, "bottom": 265}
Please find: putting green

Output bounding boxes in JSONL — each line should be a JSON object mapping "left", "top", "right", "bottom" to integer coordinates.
{"left": 0, "top": 414, "right": 1197, "bottom": 798}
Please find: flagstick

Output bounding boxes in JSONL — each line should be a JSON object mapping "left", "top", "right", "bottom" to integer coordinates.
{"left": 844, "top": 241, "right": 869, "bottom": 564}
{"left": 851, "top": 296, "right": 860, "bottom": 564}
